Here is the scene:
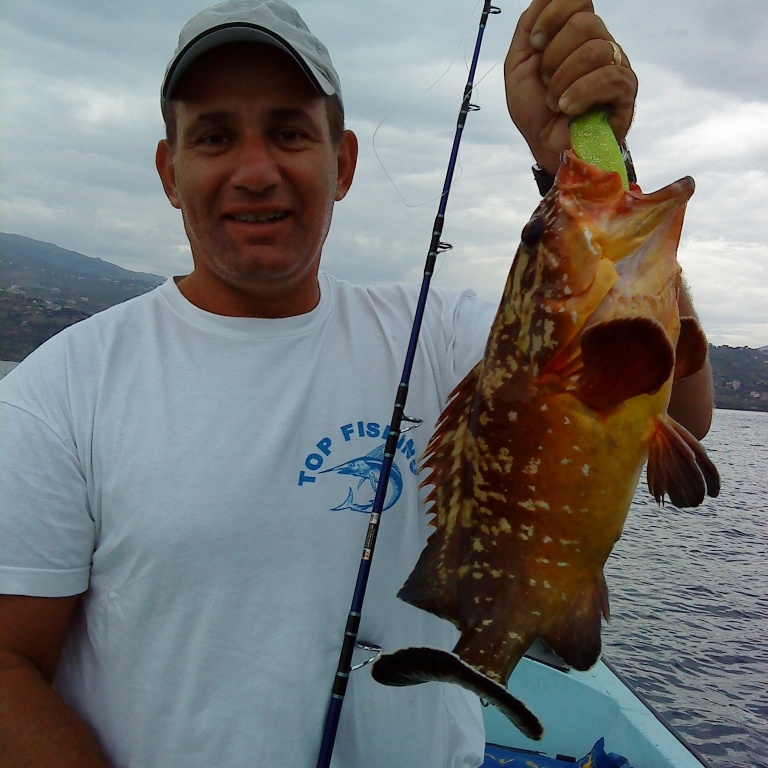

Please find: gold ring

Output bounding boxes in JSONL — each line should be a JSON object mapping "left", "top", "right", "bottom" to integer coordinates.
{"left": 608, "top": 40, "right": 623, "bottom": 67}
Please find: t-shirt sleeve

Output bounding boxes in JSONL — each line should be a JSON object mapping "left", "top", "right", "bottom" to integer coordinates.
{"left": 437, "top": 288, "right": 496, "bottom": 395}
{"left": 0, "top": 370, "right": 94, "bottom": 597}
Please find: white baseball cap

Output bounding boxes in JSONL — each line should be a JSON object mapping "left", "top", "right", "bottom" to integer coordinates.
{"left": 161, "top": 0, "right": 343, "bottom": 111}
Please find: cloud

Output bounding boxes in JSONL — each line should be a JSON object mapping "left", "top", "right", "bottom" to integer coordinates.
{"left": 2, "top": 0, "right": 767, "bottom": 346}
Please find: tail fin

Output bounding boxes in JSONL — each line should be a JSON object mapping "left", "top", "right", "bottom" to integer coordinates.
{"left": 371, "top": 646, "right": 543, "bottom": 741}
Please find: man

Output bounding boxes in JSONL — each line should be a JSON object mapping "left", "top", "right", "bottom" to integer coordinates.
{"left": 0, "top": 1, "right": 712, "bottom": 766}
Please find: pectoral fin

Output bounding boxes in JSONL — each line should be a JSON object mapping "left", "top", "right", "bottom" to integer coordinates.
{"left": 674, "top": 316, "right": 709, "bottom": 381}
{"left": 577, "top": 318, "right": 674, "bottom": 410}
{"left": 647, "top": 416, "right": 721, "bottom": 506}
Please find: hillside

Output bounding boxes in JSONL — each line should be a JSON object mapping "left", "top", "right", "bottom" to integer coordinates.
{"left": 0, "top": 233, "right": 164, "bottom": 361}
{"left": 1, "top": 235, "right": 766, "bottom": 411}
{"left": 709, "top": 344, "right": 768, "bottom": 412}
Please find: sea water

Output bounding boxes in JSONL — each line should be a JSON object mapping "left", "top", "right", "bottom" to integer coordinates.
{"left": 603, "top": 409, "right": 768, "bottom": 766}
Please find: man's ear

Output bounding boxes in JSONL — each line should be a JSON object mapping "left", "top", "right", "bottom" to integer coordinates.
{"left": 155, "top": 140, "right": 181, "bottom": 209}
{"left": 334, "top": 129, "right": 358, "bottom": 202}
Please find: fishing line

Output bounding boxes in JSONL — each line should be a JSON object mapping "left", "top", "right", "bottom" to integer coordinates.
{"left": 371, "top": 0, "right": 497, "bottom": 210}
{"left": 314, "top": 3, "right": 500, "bottom": 766}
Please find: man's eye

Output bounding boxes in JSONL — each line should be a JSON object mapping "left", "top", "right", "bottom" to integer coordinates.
{"left": 277, "top": 129, "right": 305, "bottom": 143}
{"left": 201, "top": 132, "right": 230, "bottom": 146}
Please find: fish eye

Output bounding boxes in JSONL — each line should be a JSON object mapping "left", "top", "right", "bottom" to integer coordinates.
{"left": 521, "top": 216, "right": 546, "bottom": 247}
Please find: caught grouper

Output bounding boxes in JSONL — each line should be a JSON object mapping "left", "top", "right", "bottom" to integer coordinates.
{"left": 372, "top": 133, "right": 720, "bottom": 739}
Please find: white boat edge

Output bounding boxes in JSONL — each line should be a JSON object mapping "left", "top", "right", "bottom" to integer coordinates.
{"left": 483, "top": 654, "right": 712, "bottom": 768}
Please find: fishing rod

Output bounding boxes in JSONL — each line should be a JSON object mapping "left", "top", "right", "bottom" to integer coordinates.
{"left": 315, "top": 3, "right": 500, "bottom": 766}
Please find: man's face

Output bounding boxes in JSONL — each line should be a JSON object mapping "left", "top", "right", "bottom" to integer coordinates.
{"left": 156, "top": 43, "right": 357, "bottom": 317}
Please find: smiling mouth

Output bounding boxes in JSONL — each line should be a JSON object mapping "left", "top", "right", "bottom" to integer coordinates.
{"left": 230, "top": 212, "right": 289, "bottom": 224}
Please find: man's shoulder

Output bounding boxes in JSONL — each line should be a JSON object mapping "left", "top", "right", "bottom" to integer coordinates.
{"left": 324, "top": 272, "right": 488, "bottom": 319}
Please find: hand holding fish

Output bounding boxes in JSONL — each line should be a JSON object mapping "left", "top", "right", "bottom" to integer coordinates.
{"left": 505, "top": 0, "right": 638, "bottom": 174}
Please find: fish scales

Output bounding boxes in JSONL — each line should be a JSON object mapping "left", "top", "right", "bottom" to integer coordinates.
{"left": 372, "top": 150, "right": 720, "bottom": 740}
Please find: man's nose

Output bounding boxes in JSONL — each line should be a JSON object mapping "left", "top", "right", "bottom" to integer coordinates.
{"left": 229, "top": 139, "right": 281, "bottom": 192}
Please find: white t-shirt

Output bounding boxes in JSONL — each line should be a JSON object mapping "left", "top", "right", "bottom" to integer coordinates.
{"left": 0, "top": 272, "right": 495, "bottom": 768}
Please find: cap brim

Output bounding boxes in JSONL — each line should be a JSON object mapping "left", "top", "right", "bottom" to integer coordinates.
{"left": 162, "top": 23, "right": 336, "bottom": 102}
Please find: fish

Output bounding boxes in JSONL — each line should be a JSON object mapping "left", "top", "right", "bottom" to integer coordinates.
{"left": 371, "top": 149, "right": 720, "bottom": 740}
{"left": 321, "top": 444, "right": 404, "bottom": 512}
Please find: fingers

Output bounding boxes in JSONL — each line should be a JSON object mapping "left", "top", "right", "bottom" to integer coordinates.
{"left": 530, "top": 0, "right": 595, "bottom": 51}
{"left": 504, "top": 0, "right": 638, "bottom": 172}
{"left": 535, "top": 7, "right": 637, "bottom": 142}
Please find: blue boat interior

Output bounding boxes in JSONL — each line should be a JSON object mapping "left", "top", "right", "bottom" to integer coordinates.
{"left": 482, "top": 737, "right": 630, "bottom": 767}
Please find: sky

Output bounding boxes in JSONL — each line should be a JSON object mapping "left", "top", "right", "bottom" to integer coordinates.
{"left": 2, "top": 0, "right": 767, "bottom": 348}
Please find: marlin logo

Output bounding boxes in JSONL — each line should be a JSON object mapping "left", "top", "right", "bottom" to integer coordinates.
{"left": 321, "top": 444, "right": 404, "bottom": 513}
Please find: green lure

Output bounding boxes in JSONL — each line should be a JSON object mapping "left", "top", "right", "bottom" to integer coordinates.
{"left": 570, "top": 108, "right": 630, "bottom": 190}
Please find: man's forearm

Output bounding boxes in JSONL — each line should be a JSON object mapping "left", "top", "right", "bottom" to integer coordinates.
{"left": 0, "top": 655, "right": 111, "bottom": 768}
{"left": 668, "top": 280, "right": 714, "bottom": 440}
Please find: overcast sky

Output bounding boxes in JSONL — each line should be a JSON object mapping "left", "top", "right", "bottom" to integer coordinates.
{"left": 2, "top": 0, "right": 766, "bottom": 347}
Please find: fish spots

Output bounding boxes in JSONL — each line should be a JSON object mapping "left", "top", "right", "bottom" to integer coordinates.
{"left": 507, "top": 410, "right": 518, "bottom": 422}
{"left": 560, "top": 458, "right": 571, "bottom": 465}
{"left": 571, "top": 311, "right": 578, "bottom": 323}
{"left": 540, "top": 404, "right": 548, "bottom": 412}
{"left": 518, "top": 523, "right": 535, "bottom": 539}
{"left": 557, "top": 562, "right": 570, "bottom": 568}
{"left": 518, "top": 499, "right": 537, "bottom": 513}
{"left": 528, "top": 579, "right": 536, "bottom": 586}
{"left": 563, "top": 416, "right": 571, "bottom": 425}
{"left": 559, "top": 538, "right": 576, "bottom": 546}
{"left": 498, "top": 518, "right": 512, "bottom": 534}
{"left": 523, "top": 458, "right": 540, "bottom": 475}
{"left": 581, "top": 464, "right": 590, "bottom": 476}
{"left": 543, "top": 318, "right": 556, "bottom": 348}
{"left": 472, "top": 538, "right": 485, "bottom": 553}
{"left": 535, "top": 557, "right": 550, "bottom": 564}
{"left": 543, "top": 536, "right": 553, "bottom": 544}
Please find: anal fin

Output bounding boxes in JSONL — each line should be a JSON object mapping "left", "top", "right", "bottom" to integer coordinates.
{"left": 539, "top": 573, "right": 609, "bottom": 672}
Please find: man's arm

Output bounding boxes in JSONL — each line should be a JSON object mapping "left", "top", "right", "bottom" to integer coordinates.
{"left": 0, "top": 594, "right": 112, "bottom": 768}
{"left": 667, "top": 282, "right": 714, "bottom": 440}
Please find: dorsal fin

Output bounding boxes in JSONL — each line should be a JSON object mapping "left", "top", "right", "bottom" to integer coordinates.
{"left": 399, "top": 363, "right": 482, "bottom": 621}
